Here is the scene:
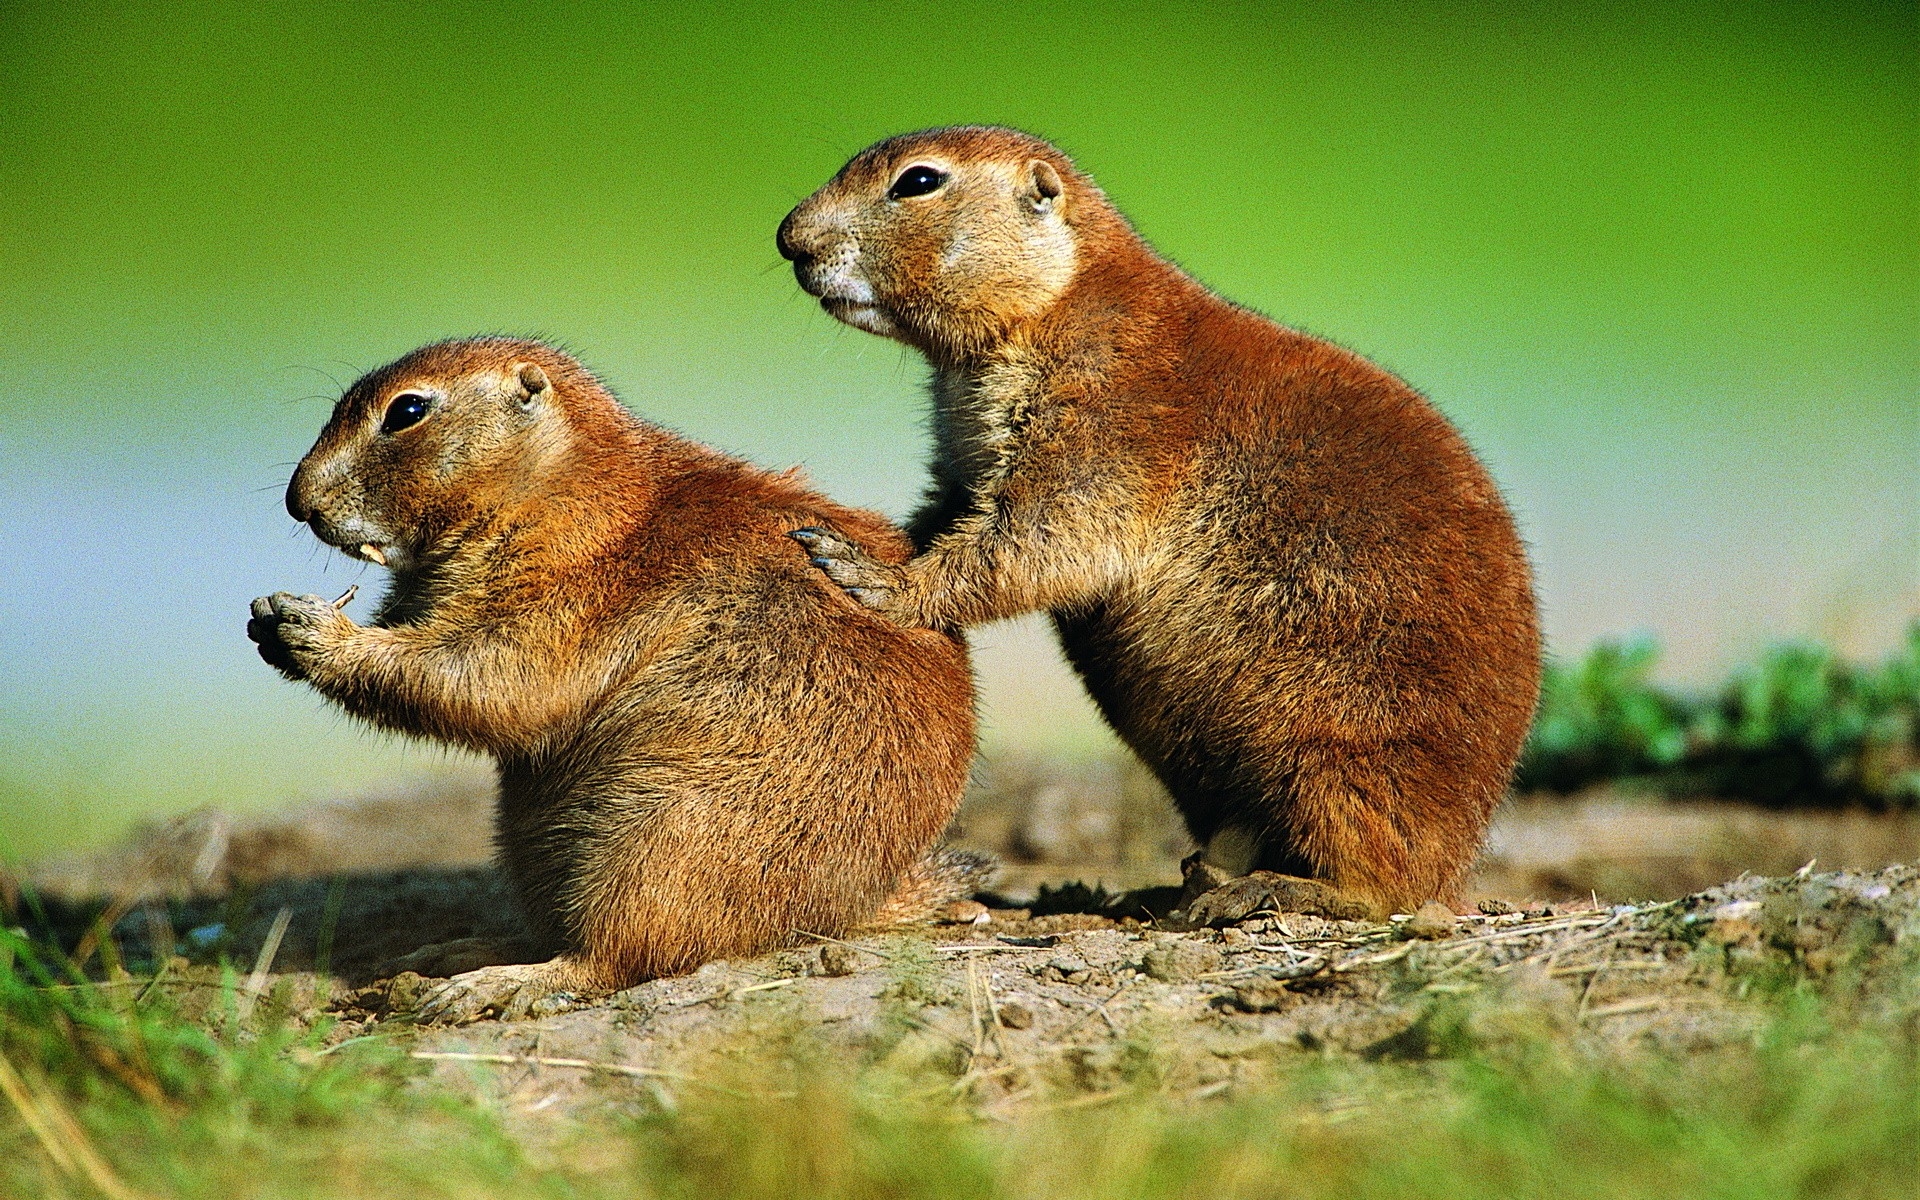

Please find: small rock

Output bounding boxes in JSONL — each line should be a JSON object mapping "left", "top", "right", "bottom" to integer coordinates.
{"left": 1403, "top": 901, "right": 1458, "bottom": 940}
{"left": 1141, "top": 939, "right": 1224, "bottom": 983}
{"left": 819, "top": 944, "right": 862, "bottom": 977}
{"left": 1220, "top": 927, "right": 1255, "bottom": 950}
{"left": 1040, "top": 954, "right": 1093, "bottom": 984}
{"left": 936, "top": 900, "right": 991, "bottom": 925}
{"left": 996, "top": 1000, "right": 1034, "bottom": 1029}
{"left": 1477, "top": 898, "right": 1516, "bottom": 917}
{"left": 607, "top": 981, "right": 665, "bottom": 1010}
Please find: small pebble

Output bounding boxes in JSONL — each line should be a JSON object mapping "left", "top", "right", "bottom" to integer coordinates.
{"left": 1403, "top": 901, "right": 1458, "bottom": 940}
{"left": 819, "top": 944, "right": 861, "bottom": 976}
{"left": 1701, "top": 900, "right": 1765, "bottom": 949}
{"left": 382, "top": 971, "right": 429, "bottom": 1014}
{"left": 1040, "top": 954, "right": 1092, "bottom": 984}
{"left": 1220, "top": 927, "right": 1255, "bottom": 950}
{"left": 1476, "top": 898, "right": 1516, "bottom": 917}
{"left": 996, "top": 1001, "right": 1034, "bottom": 1029}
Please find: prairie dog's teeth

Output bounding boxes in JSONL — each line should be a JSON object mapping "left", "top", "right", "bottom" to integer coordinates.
{"left": 359, "top": 543, "right": 389, "bottom": 566}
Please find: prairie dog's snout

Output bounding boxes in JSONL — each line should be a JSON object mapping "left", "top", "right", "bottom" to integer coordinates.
{"left": 778, "top": 131, "right": 1080, "bottom": 354}
{"left": 774, "top": 208, "right": 816, "bottom": 268}
{"left": 777, "top": 200, "right": 883, "bottom": 336}
{"left": 285, "top": 426, "right": 398, "bottom": 567}
{"left": 280, "top": 359, "right": 556, "bottom": 572}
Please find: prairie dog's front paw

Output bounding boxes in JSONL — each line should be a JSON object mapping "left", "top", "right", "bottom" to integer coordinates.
{"left": 247, "top": 590, "right": 353, "bottom": 679}
{"left": 788, "top": 527, "right": 912, "bottom": 622}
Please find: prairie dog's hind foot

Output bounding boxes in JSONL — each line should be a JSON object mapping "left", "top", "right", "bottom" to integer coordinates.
{"left": 1169, "top": 855, "right": 1375, "bottom": 928}
{"left": 788, "top": 527, "right": 907, "bottom": 618}
{"left": 413, "top": 958, "right": 595, "bottom": 1025}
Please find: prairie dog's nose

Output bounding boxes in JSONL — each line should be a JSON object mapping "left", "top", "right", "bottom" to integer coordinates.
{"left": 285, "top": 454, "right": 331, "bottom": 524}
{"left": 285, "top": 470, "right": 312, "bottom": 523}
{"left": 776, "top": 206, "right": 817, "bottom": 264}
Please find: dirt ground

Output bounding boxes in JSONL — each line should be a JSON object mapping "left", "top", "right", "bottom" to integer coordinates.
{"left": 15, "top": 854, "right": 1917, "bottom": 1128}
{"left": 9, "top": 761, "right": 1918, "bottom": 1127}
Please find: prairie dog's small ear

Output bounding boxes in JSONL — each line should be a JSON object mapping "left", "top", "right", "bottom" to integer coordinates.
{"left": 514, "top": 362, "right": 550, "bottom": 408}
{"left": 1027, "top": 160, "right": 1065, "bottom": 215}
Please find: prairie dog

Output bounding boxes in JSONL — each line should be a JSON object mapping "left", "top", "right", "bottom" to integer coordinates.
{"left": 249, "top": 337, "right": 978, "bottom": 1018}
{"left": 777, "top": 127, "right": 1540, "bottom": 918}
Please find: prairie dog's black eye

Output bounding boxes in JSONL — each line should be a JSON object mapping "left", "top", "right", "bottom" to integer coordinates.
{"left": 888, "top": 165, "right": 948, "bottom": 200}
{"left": 379, "top": 392, "right": 432, "bottom": 434}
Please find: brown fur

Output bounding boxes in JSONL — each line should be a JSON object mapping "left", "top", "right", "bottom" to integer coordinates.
{"left": 778, "top": 126, "right": 1541, "bottom": 917}
{"left": 248, "top": 338, "right": 977, "bottom": 1001}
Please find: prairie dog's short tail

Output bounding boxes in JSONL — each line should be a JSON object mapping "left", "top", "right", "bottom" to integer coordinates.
{"left": 870, "top": 846, "right": 997, "bottom": 924}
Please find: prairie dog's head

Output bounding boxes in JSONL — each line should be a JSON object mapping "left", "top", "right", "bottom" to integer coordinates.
{"left": 285, "top": 338, "right": 586, "bottom": 571}
{"left": 777, "top": 126, "right": 1100, "bottom": 359}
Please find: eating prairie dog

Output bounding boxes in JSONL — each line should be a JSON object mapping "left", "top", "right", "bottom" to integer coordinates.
{"left": 249, "top": 337, "right": 980, "bottom": 1019}
{"left": 778, "top": 127, "right": 1539, "bottom": 919}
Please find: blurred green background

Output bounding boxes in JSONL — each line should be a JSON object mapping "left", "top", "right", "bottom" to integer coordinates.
{"left": 2, "top": 0, "right": 1914, "bottom": 860}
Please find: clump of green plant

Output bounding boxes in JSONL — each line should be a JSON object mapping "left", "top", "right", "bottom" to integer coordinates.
{"left": 0, "top": 926, "right": 561, "bottom": 1199}
{"left": 1520, "top": 624, "right": 1920, "bottom": 809}
{"left": 1521, "top": 636, "right": 1693, "bottom": 790}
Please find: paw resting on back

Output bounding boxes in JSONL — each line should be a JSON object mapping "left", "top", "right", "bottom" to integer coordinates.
{"left": 788, "top": 527, "right": 910, "bottom": 619}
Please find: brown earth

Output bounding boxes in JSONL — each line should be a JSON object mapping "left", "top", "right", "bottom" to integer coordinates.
{"left": 7, "top": 760, "right": 1917, "bottom": 1125}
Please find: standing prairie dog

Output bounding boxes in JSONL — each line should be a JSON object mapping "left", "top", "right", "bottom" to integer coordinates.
{"left": 248, "top": 337, "right": 979, "bottom": 1020}
{"left": 778, "top": 127, "right": 1540, "bottom": 919}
